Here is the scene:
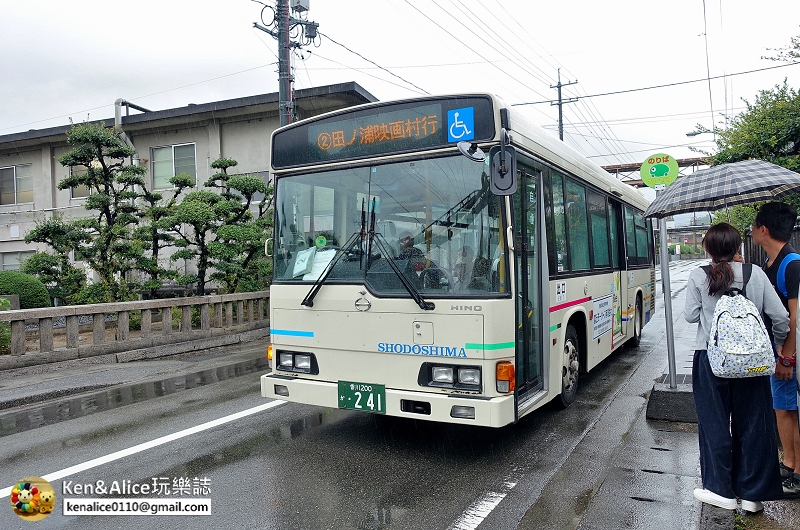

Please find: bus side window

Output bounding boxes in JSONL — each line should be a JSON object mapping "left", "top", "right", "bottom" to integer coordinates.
{"left": 551, "top": 172, "right": 568, "bottom": 273}
{"left": 564, "top": 179, "right": 590, "bottom": 271}
{"left": 608, "top": 201, "right": 622, "bottom": 269}
{"left": 625, "top": 206, "right": 636, "bottom": 268}
{"left": 588, "top": 190, "right": 610, "bottom": 268}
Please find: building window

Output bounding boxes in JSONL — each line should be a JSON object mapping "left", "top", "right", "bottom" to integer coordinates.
{"left": 0, "top": 164, "right": 33, "bottom": 205}
{"left": 70, "top": 166, "right": 91, "bottom": 199}
{"left": 152, "top": 144, "right": 196, "bottom": 189}
{"left": 1, "top": 251, "right": 34, "bottom": 270}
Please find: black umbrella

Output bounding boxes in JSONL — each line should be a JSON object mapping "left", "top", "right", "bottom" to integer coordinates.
{"left": 643, "top": 159, "right": 800, "bottom": 218}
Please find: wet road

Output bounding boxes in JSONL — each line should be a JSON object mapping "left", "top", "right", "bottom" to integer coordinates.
{"left": 0, "top": 264, "right": 699, "bottom": 530}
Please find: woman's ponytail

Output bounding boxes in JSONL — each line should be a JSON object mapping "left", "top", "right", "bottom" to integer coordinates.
{"left": 701, "top": 223, "right": 742, "bottom": 296}
{"left": 706, "top": 260, "right": 735, "bottom": 296}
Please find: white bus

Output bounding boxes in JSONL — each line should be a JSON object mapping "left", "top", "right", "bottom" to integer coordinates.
{"left": 261, "top": 94, "right": 655, "bottom": 427}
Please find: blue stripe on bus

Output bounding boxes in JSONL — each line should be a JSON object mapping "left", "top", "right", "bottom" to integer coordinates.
{"left": 270, "top": 329, "right": 314, "bottom": 338}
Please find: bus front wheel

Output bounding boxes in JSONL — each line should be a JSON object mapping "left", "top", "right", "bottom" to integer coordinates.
{"left": 559, "top": 324, "right": 580, "bottom": 408}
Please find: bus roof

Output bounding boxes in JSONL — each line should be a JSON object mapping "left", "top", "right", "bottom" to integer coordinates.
{"left": 500, "top": 95, "right": 649, "bottom": 211}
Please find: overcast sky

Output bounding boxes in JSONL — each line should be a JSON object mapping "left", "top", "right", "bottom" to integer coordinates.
{"left": 2, "top": 0, "right": 799, "bottom": 197}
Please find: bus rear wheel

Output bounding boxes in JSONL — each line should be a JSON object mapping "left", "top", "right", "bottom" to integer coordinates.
{"left": 559, "top": 324, "right": 580, "bottom": 408}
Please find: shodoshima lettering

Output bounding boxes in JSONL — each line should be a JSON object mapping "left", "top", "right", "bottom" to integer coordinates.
{"left": 378, "top": 343, "right": 467, "bottom": 358}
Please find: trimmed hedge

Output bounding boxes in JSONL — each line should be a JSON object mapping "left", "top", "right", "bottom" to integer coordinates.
{"left": 0, "top": 270, "right": 51, "bottom": 309}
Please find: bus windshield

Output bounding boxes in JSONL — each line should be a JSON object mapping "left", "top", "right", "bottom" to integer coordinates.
{"left": 273, "top": 155, "right": 508, "bottom": 297}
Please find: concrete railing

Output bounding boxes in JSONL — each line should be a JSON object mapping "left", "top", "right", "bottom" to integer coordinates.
{"left": 0, "top": 291, "right": 270, "bottom": 370}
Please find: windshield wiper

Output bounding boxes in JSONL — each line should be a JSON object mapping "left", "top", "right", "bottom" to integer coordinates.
{"left": 368, "top": 234, "right": 435, "bottom": 311}
{"left": 301, "top": 197, "right": 434, "bottom": 311}
{"left": 363, "top": 197, "right": 433, "bottom": 311}
{"left": 300, "top": 231, "right": 361, "bottom": 308}
{"left": 359, "top": 197, "right": 366, "bottom": 270}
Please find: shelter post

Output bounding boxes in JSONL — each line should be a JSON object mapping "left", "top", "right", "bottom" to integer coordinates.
{"left": 658, "top": 215, "right": 678, "bottom": 389}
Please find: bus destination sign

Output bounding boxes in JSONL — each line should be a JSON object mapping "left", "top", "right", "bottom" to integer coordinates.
{"left": 309, "top": 103, "right": 442, "bottom": 158}
{"left": 272, "top": 96, "right": 495, "bottom": 169}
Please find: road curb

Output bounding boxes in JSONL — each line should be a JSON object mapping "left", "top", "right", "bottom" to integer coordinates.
{"left": 0, "top": 355, "right": 270, "bottom": 437}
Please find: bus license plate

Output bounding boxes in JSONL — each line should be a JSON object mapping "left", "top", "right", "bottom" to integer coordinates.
{"left": 338, "top": 381, "right": 386, "bottom": 414}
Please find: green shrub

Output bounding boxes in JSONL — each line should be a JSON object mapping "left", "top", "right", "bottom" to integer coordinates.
{"left": 69, "top": 283, "right": 114, "bottom": 305}
{"left": 0, "top": 270, "right": 51, "bottom": 308}
{"left": 0, "top": 297, "right": 11, "bottom": 354}
{"left": 129, "top": 310, "right": 142, "bottom": 331}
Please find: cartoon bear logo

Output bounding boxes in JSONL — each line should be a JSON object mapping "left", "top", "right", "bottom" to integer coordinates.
{"left": 38, "top": 490, "right": 55, "bottom": 514}
{"left": 9, "top": 476, "right": 55, "bottom": 521}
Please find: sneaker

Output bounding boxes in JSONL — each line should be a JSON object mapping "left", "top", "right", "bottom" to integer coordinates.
{"left": 781, "top": 463, "right": 794, "bottom": 480}
{"left": 783, "top": 473, "right": 800, "bottom": 499}
{"left": 740, "top": 500, "right": 764, "bottom": 513}
{"left": 694, "top": 488, "right": 736, "bottom": 509}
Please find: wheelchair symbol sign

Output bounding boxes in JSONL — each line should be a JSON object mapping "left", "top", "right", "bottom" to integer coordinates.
{"left": 447, "top": 107, "right": 475, "bottom": 143}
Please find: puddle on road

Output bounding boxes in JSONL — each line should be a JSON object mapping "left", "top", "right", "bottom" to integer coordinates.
{"left": 0, "top": 357, "right": 269, "bottom": 437}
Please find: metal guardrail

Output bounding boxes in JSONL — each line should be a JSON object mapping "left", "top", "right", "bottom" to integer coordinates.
{"left": 0, "top": 291, "right": 270, "bottom": 367}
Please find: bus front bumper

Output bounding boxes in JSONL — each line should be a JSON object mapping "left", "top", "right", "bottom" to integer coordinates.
{"left": 261, "top": 373, "right": 516, "bottom": 428}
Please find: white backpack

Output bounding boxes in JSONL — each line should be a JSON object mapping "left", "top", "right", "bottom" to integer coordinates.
{"left": 705, "top": 264, "right": 775, "bottom": 378}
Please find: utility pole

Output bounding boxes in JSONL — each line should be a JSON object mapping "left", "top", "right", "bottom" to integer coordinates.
{"left": 550, "top": 68, "right": 578, "bottom": 141}
{"left": 253, "top": 0, "right": 319, "bottom": 127}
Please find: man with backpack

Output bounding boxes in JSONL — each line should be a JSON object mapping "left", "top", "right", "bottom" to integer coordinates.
{"left": 752, "top": 201, "right": 800, "bottom": 499}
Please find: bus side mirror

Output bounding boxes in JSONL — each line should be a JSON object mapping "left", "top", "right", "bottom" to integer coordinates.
{"left": 489, "top": 145, "right": 517, "bottom": 195}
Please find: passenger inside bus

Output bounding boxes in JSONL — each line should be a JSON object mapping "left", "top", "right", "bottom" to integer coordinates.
{"left": 397, "top": 231, "right": 424, "bottom": 261}
{"left": 394, "top": 231, "right": 445, "bottom": 289}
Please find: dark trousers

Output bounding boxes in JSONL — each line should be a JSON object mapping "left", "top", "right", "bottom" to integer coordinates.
{"left": 693, "top": 349, "right": 783, "bottom": 500}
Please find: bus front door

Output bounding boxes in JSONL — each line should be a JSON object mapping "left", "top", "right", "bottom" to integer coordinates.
{"left": 513, "top": 165, "right": 544, "bottom": 401}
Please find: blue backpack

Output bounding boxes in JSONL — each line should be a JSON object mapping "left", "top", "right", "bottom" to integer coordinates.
{"left": 775, "top": 252, "right": 800, "bottom": 298}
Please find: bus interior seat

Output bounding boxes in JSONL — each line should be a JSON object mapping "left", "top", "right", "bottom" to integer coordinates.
{"left": 467, "top": 257, "right": 491, "bottom": 290}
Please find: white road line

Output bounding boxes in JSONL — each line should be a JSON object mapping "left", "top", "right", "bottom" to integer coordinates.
{"left": 447, "top": 477, "right": 519, "bottom": 530}
{"left": 0, "top": 400, "right": 286, "bottom": 499}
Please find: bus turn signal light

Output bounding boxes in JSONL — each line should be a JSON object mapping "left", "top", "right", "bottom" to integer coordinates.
{"left": 267, "top": 345, "right": 273, "bottom": 361}
{"left": 496, "top": 362, "right": 515, "bottom": 393}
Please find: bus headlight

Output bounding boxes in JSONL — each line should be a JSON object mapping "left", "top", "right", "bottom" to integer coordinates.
{"left": 432, "top": 366, "right": 455, "bottom": 383}
{"left": 279, "top": 353, "right": 294, "bottom": 369}
{"left": 458, "top": 368, "right": 481, "bottom": 385}
{"left": 420, "top": 363, "right": 482, "bottom": 392}
{"left": 275, "top": 350, "right": 318, "bottom": 374}
{"left": 295, "top": 354, "right": 312, "bottom": 371}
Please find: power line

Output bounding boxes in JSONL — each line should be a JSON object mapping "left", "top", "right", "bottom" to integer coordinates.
{"left": 303, "top": 60, "right": 495, "bottom": 70}
{"left": 550, "top": 106, "right": 747, "bottom": 128}
{"left": 474, "top": 0, "right": 635, "bottom": 163}
{"left": 701, "top": 0, "right": 716, "bottom": 138}
{"left": 400, "top": 0, "right": 549, "bottom": 107}
{"left": 459, "top": 0, "right": 633, "bottom": 162}
{"left": 318, "top": 31, "right": 430, "bottom": 95}
{"left": 585, "top": 140, "right": 715, "bottom": 159}
{"left": 513, "top": 62, "right": 800, "bottom": 106}
{"left": 446, "top": 0, "right": 553, "bottom": 89}
{"left": 563, "top": 129, "right": 714, "bottom": 147}
{"left": 308, "top": 51, "right": 429, "bottom": 95}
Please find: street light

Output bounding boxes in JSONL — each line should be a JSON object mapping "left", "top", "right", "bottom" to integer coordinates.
{"left": 686, "top": 130, "right": 716, "bottom": 139}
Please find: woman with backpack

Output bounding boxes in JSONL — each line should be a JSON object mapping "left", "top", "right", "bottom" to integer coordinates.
{"left": 685, "top": 222, "right": 787, "bottom": 512}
